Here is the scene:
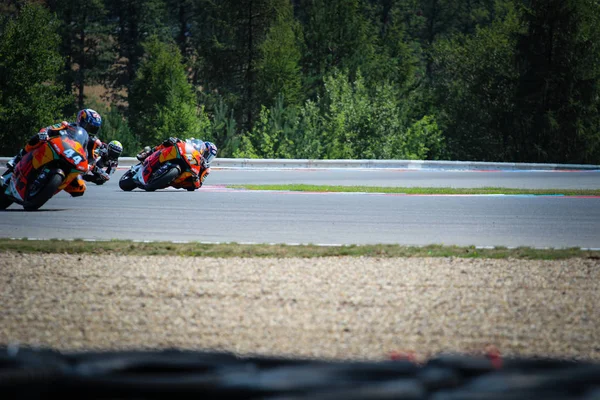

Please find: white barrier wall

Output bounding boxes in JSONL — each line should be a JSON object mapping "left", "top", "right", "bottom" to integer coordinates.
{"left": 0, "top": 157, "right": 599, "bottom": 170}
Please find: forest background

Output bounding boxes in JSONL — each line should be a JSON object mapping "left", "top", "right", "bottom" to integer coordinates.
{"left": 1, "top": 0, "right": 599, "bottom": 163}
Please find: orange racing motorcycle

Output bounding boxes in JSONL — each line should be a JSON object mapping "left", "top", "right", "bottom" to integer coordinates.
{"left": 0, "top": 126, "right": 90, "bottom": 210}
{"left": 118, "top": 139, "right": 203, "bottom": 191}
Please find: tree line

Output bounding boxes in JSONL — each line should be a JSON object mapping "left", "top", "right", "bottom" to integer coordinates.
{"left": 1, "top": 0, "right": 599, "bottom": 163}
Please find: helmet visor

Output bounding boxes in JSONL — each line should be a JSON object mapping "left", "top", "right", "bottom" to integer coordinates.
{"left": 86, "top": 124, "right": 100, "bottom": 136}
{"left": 204, "top": 151, "right": 215, "bottom": 164}
{"left": 107, "top": 147, "right": 121, "bottom": 160}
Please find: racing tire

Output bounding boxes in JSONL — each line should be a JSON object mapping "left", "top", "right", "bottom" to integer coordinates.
{"left": 23, "top": 172, "right": 64, "bottom": 211}
{"left": 145, "top": 166, "right": 181, "bottom": 191}
{"left": 0, "top": 191, "right": 13, "bottom": 210}
{"left": 0, "top": 171, "right": 14, "bottom": 209}
{"left": 119, "top": 171, "right": 137, "bottom": 191}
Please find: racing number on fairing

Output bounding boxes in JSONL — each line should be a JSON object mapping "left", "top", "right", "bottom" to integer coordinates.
{"left": 64, "top": 148, "right": 83, "bottom": 165}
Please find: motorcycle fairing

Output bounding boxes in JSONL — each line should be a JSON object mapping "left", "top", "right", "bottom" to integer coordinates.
{"left": 7, "top": 137, "right": 89, "bottom": 201}
{"left": 9, "top": 150, "right": 41, "bottom": 202}
{"left": 48, "top": 136, "right": 89, "bottom": 173}
{"left": 140, "top": 145, "right": 180, "bottom": 184}
{"left": 170, "top": 143, "right": 202, "bottom": 189}
{"left": 181, "top": 142, "right": 202, "bottom": 175}
{"left": 171, "top": 171, "right": 195, "bottom": 189}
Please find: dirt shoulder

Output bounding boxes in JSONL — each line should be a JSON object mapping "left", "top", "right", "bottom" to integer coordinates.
{"left": 1, "top": 252, "right": 598, "bottom": 361}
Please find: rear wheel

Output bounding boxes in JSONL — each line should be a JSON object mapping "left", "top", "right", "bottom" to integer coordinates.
{"left": 119, "top": 170, "right": 137, "bottom": 191}
{"left": 23, "top": 172, "right": 64, "bottom": 211}
{"left": 145, "top": 166, "right": 180, "bottom": 191}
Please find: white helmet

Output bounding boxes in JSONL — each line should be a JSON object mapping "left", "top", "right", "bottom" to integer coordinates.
{"left": 203, "top": 141, "right": 217, "bottom": 164}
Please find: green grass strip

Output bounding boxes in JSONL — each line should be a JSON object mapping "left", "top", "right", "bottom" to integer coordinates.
{"left": 227, "top": 184, "right": 600, "bottom": 196}
{"left": 0, "top": 238, "right": 598, "bottom": 260}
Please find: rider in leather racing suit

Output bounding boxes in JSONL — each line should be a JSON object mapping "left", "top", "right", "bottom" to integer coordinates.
{"left": 5, "top": 108, "right": 103, "bottom": 197}
{"left": 136, "top": 137, "right": 217, "bottom": 190}
{"left": 83, "top": 140, "right": 123, "bottom": 185}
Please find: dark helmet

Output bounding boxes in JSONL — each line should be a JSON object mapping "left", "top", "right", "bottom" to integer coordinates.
{"left": 76, "top": 108, "right": 102, "bottom": 136}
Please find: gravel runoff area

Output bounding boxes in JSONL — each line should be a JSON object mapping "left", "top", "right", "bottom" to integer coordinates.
{"left": 1, "top": 252, "right": 599, "bottom": 362}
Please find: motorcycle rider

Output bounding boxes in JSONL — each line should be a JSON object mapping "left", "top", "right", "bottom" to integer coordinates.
{"left": 136, "top": 137, "right": 217, "bottom": 190}
{"left": 5, "top": 108, "right": 103, "bottom": 197}
{"left": 83, "top": 140, "right": 124, "bottom": 185}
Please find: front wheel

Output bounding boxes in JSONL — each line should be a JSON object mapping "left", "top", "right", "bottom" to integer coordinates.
{"left": 23, "top": 171, "right": 64, "bottom": 211}
{"left": 145, "top": 166, "right": 181, "bottom": 191}
{"left": 0, "top": 173, "right": 13, "bottom": 210}
{"left": 119, "top": 170, "right": 137, "bottom": 191}
{"left": 0, "top": 190, "right": 13, "bottom": 210}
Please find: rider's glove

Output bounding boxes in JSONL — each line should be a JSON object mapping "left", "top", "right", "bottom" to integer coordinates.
{"left": 97, "top": 145, "right": 108, "bottom": 158}
{"left": 136, "top": 146, "right": 152, "bottom": 161}
{"left": 199, "top": 168, "right": 210, "bottom": 186}
{"left": 107, "top": 160, "right": 118, "bottom": 174}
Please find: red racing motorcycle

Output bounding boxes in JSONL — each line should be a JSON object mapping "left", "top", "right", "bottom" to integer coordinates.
{"left": 0, "top": 127, "right": 90, "bottom": 210}
{"left": 118, "top": 139, "right": 203, "bottom": 192}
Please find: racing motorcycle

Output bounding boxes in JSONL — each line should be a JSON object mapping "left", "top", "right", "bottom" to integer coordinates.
{"left": 0, "top": 126, "right": 90, "bottom": 211}
{"left": 119, "top": 139, "right": 203, "bottom": 192}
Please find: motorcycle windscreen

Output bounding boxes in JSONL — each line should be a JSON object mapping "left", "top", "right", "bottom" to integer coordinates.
{"left": 66, "top": 126, "right": 89, "bottom": 150}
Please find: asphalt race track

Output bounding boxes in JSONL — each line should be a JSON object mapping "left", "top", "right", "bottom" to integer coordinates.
{"left": 1, "top": 168, "right": 599, "bottom": 248}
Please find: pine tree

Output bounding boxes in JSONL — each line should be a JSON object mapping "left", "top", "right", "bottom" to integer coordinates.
{"left": 297, "top": 0, "right": 376, "bottom": 96}
{"left": 104, "top": 0, "right": 171, "bottom": 102}
{"left": 128, "top": 36, "right": 203, "bottom": 146}
{"left": 255, "top": 1, "right": 303, "bottom": 108}
{"left": 190, "top": 0, "right": 295, "bottom": 131}
{"left": 46, "top": 0, "right": 115, "bottom": 111}
{"left": 512, "top": 0, "right": 600, "bottom": 163}
{"left": 0, "top": 3, "right": 69, "bottom": 154}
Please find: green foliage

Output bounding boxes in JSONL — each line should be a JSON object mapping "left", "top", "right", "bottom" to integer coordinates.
{"left": 317, "top": 70, "right": 444, "bottom": 160}
{"left": 0, "top": 3, "right": 69, "bottom": 154}
{"left": 235, "top": 94, "right": 298, "bottom": 159}
{"left": 255, "top": 2, "right": 303, "bottom": 108}
{"left": 48, "top": 0, "right": 115, "bottom": 111}
{"left": 1, "top": 0, "right": 599, "bottom": 164}
{"left": 104, "top": 0, "right": 171, "bottom": 100}
{"left": 298, "top": 0, "right": 376, "bottom": 97}
{"left": 86, "top": 98, "right": 139, "bottom": 156}
{"left": 128, "top": 36, "right": 203, "bottom": 146}
{"left": 431, "top": 2, "right": 523, "bottom": 160}
{"left": 294, "top": 100, "right": 325, "bottom": 159}
{"left": 511, "top": 0, "right": 600, "bottom": 163}
{"left": 208, "top": 98, "right": 238, "bottom": 158}
{"left": 393, "top": 115, "right": 445, "bottom": 160}
{"left": 190, "top": 0, "right": 290, "bottom": 131}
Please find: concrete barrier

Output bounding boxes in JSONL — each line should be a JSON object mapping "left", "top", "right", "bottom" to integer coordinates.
{"left": 0, "top": 156, "right": 598, "bottom": 170}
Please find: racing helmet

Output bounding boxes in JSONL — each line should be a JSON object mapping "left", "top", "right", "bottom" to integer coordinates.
{"left": 77, "top": 108, "right": 102, "bottom": 136}
{"left": 107, "top": 140, "right": 123, "bottom": 160}
{"left": 203, "top": 141, "right": 217, "bottom": 164}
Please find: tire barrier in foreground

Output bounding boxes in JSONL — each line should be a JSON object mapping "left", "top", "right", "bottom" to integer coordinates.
{"left": 2, "top": 347, "right": 600, "bottom": 399}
